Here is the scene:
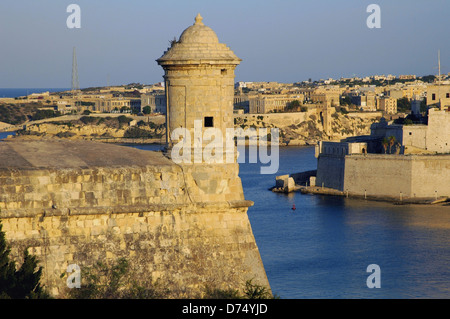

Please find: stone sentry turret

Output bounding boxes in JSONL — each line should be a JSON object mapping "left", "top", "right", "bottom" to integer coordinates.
{"left": 157, "top": 14, "right": 247, "bottom": 204}
{"left": 157, "top": 14, "right": 241, "bottom": 163}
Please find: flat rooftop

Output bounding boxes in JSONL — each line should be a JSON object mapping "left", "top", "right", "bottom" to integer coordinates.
{"left": 0, "top": 139, "right": 173, "bottom": 169}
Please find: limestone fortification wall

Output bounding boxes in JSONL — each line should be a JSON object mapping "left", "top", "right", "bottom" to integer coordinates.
{"left": 410, "top": 156, "right": 450, "bottom": 197}
{"left": 342, "top": 155, "right": 413, "bottom": 196}
{"left": 316, "top": 153, "right": 450, "bottom": 199}
{"left": 343, "top": 154, "right": 450, "bottom": 198}
{"left": 0, "top": 160, "right": 268, "bottom": 297}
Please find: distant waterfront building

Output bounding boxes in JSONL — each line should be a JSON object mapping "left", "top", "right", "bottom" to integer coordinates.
{"left": 248, "top": 93, "right": 304, "bottom": 113}
{"left": 94, "top": 97, "right": 141, "bottom": 113}
{"left": 399, "top": 75, "right": 416, "bottom": 80}
{"left": 55, "top": 100, "right": 75, "bottom": 114}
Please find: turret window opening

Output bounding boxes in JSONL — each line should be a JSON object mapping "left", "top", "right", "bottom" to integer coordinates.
{"left": 204, "top": 116, "right": 214, "bottom": 127}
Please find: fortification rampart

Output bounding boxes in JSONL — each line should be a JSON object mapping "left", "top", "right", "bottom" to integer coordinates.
{"left": 0, "top": 140, "right": 269, "bottom": 298}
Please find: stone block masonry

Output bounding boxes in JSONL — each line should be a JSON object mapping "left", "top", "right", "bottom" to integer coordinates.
{"left": 1, "top": 205, "right": 262, "bottom": 298}
{"left": 0, "top": 140, "right": 269, "bottom": 297}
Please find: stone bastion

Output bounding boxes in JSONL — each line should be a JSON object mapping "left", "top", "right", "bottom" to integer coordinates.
{"left": 0, "top": 139, "right": 269, "bottom": 297}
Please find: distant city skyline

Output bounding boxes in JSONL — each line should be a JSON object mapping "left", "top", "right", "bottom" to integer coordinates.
{"left": 0, "top": 0, "right": 449, "bottom": 88}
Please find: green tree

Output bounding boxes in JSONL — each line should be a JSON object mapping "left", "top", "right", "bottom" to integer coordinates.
{"left": 340, "top": 95, "right": 352, "bottom": 106}
{"left": 143, "top": 105, "right": 151, "bottom": 115}
{"left": 117, "top": 115, "right": 132, "bottom": 125}
{"left": 31, "top": 109, "right": 61, "bottom": 121}
{"left": 79, "top": 116, "right": 97, "bottom": 125}
{"left": 202, "top": 279, "right": 275, "bottom": 299}
{"left": 120, "top": 106, "right": 130, "bottom": 113}
{"left": 286, "top": 100, "right": 300, "bottom": 111}
{"left": 397, "top": 97, "right": 411, "bottom": 113}
{"left": 0, "top": 222, "right": 49, "bottom": 299}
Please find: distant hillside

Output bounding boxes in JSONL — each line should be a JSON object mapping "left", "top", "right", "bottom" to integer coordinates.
{"left": 0, "top": 121, "right": 12, "bottom": 130}
{"left": 0, "top": 103, "right": 60, "bottom": 125}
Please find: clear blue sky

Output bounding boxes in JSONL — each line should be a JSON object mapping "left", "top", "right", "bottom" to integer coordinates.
{"left": 0, "top": 0, "right": 449, "bottom": 88}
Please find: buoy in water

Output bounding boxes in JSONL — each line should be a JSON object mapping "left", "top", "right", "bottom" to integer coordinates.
{"left": 292, "top": 204, "right": 296, "bottom": 211}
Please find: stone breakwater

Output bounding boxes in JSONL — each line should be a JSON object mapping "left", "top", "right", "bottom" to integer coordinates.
{"left": 0, "top": 139, "right": 269, "bottom": 297}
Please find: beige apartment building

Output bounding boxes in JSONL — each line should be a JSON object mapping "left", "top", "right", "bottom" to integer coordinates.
{"left": 350, "top": 91, "right": 377, "bottom": 111}
{"left": 377, "top": 96, "right": 397, "bottom": 114}
{"left": 248, "top": 93, "right": 304, "bottom": 113}
{"left": 402, "top": 84, "right": 427, "bottom": 100}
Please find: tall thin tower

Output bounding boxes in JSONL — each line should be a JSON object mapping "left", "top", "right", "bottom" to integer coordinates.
{"left": 72, "top": 47, "right": 80, "bottom": 97}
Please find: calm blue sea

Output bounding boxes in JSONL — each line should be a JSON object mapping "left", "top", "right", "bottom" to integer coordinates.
{"left": 0, "top": 88, "right": 70, "bottom": 98}
{"left": 130, "top": 144, "right": 450, "bottom": 299}
{"left": 1, "top": 135, "right": 450, "bottom": 299}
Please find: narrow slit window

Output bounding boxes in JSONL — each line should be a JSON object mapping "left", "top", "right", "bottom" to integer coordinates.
{"left": 204, "top": 116, "right": 214, "bottom": 127}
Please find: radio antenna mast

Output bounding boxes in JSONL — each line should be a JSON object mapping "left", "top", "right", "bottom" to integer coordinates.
{"left": 72, "top": 47, "right": 80, "bottom": 97}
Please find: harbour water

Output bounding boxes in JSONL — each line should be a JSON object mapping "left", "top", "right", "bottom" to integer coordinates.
{"left": 130, "top": 143, "right": 450, "bottom": 299}
{"left": 0, "top": 88, "right": 70, "bottom": 98}
{"left": 1, "top": 134, "right": 449, "bottom": 299}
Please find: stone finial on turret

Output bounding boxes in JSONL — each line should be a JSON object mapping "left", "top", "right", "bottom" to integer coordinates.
{"left": 194, "top": 13, "right": 204, "bottom": 25}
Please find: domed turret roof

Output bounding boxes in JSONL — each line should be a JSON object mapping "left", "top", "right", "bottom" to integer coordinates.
{"left": 178, "top": 14, "right": 219, "bottom": 44}
{"left": 157, "top": 14, "right": 241, "bottom": 66}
